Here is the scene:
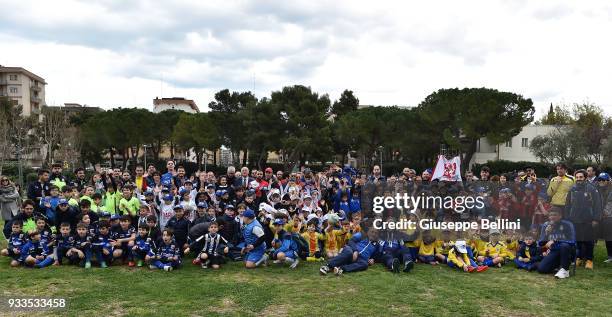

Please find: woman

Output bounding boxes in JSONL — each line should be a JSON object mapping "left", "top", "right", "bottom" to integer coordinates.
{"left": 0, "top": 176, "right": 20, "bottom": 224}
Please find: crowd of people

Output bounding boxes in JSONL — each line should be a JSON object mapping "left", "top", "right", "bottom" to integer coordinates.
{"left": 1, "top": 161, "right": 611, "bottom": 279}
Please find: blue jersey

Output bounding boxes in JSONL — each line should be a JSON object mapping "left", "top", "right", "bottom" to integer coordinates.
{"left": 111, "top": 226, "right": 135, "bottom": 241}
{"left": 166, "top": 217, "right": 190, "bottom": 242}
{"left": 134, "top": 235, "right": 153, "bottom": 253}
{"left": 20, "top": 240, "right": 49, "bottom": 261}
{"left": 55, "top": 234, "right": 75, "bottom": 249}
{"left": 8, "top": 232, "right": 27, "bottom": 251}
{"left": 74, "top": 234, "right": 92, "bottom": 250}
{"left": 148, "top": 240, "right": 180, "bottom": 262}
{"left": 93, "top": 232, "right": 113, "bottom": 249}
{"left": 39, "top": 229, "right": 54, "bottom": 248}
{"left": 348, "top": 232, "right": 378, "bottom": 260}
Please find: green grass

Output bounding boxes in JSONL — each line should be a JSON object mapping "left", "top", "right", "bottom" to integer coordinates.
{"left": 1, "top": 232, "right": 611, "bottom": 317}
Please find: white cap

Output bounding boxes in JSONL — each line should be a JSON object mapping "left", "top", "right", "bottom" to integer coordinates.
{"left": 455, "top": 240, "right": 468, "bottom": 254}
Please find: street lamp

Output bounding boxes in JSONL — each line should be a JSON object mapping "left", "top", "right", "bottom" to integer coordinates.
{"left": 143, "top": 144, "right": 151, "bottom": 168}
{"left": 378, "top": 146, "right": 384, "bottom": 172}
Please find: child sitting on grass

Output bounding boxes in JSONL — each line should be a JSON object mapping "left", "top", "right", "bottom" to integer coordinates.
{"left": 68, "top": 222, "right": 93, "bottom": 268}
{"left": 514, "top": 233, "right": 542, "bottom": 271}
{"left": 320, "top": 224, "right": 379, "bottom": 276}
{"left": 1, "top": 220, "right": 26, "bottom": 267}
{"left": 192, "top": 221, "right": 229, "bottom": 269}
{"left": 92, "top": 220, "right": 113, "bottom": 268}
{"left": 111, "top": 215, "right": 136, "bottom": 266}
{"left": 272, "top": 231, "right": 301, "bottom": 269}
{"left": 53, "top": 222, "right": 75, "bottom": 265}
{"left": 302, "top": 218, "right": 324, "bottom": 261}
{"left": 447, "top": 240, "right": 488, "bottom": 273}
{"left": 417, "top": 230, "right": 438, "bottom": 265}
{"left": 435, "top": 230, "right": 454, "bottom": 265}
{"left": 479, "top": 229, "right": 512, "bottom": 268}
{"left": 132, "top": 226, "right": 153, "bottom": 267}
{"left": 147, "top": 228, "right": 180, "bottom": 271}
{"left": 19, "top": 231, "right": 54, "bottom": 268}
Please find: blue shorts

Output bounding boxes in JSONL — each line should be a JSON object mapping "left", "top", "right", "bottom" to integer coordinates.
{"left": 482, "top": 257, "right": 495, "bottom": 266}
{"left": 245, "top": 247, "right": 265, "bottom": 263}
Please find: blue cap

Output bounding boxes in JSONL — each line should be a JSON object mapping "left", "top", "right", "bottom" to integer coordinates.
{"left": 111, "top": 214, "right": 121, "bottom": 220}
{"left": 173, "top": 205, "right": 184, "bottom": 210}
{"left": 273, "top": 218, "right": 285, "bottom": 225}
{"left": 197, "top": 202, "right": 208, "bottom": 209}
{"left": 144, "top": 189, "right": 154, "bottom": 196}
{"left": 474, "top": 187, "right": 486, "bottom": 193}
{"left": 163, "top": 195, "right": 173, "bottom": 201}
{"left": 246, "top": 189, "right": 256, "bottom": 196}
{"left": 225, "top": 204, "right": 235, "bottom": 210}
{"left": 179, "top": 189, "right": 189, "bottom": 196}
{"left": 206, "top": 184, "right": 216, "bottom": 189}
{"left": 58, "top": 198, "right": 69, "bottom": 205}
{"left": 598, "top": 172, "right": 610, "bottom": 181}
{"left": 216, "top": 189, "right": 227, "bottom": 197}
{"left": 243, "top": 209, "right": 255, "bottom": 218}
{"left": 99, "top": 211, "right": 111, "bottom": 218}
{"left": 500, "top": 188, "right": 512, "bottom": 194}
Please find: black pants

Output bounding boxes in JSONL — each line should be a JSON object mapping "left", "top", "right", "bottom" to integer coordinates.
{"left": 537, "top": 244, "right": 573, "bottom": 273}
{"left": 576, "top": 241, "right": 594, "bottom": 260}
{"left": 606, "top": 241, "right": 612, "bottom": 258}
{"left": 380, "top": 248, "right": 413, "bottom": 269}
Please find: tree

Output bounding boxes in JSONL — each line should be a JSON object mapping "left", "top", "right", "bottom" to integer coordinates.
{"left": 150, "top": 110, "right": 181, "bottom": 160}
{"left": 243, "top": 98, "right": 283, "bottom": 169}
{"left": 271, "top": 85, "right": 333, "bottom": 170}
{"left": 417, "top": 88, "right": 535, "bottom": 171}
{"left": 529, "top": 126, "right": 587, "bottom": 166}
{"left": 572, "top": 103, "right": 610, "bottom": 165}
{"left": 38, "top": 106, "right": 70, "bottom": 166}
{"left": 330, "top": 89, "right": 359, "bottom": 119}
{"left": 172, "top": 113, "right": 221, "bottom": 169}
{"left": 539, "top": 103, "right": 573, "bottom": 125}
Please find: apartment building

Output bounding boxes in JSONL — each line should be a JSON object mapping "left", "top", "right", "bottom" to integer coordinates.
{"left": 0, "top": 65, "right": 47, "bottom": 116}
{"left": 153, "top": 97, "right": 199, "bottom": 113}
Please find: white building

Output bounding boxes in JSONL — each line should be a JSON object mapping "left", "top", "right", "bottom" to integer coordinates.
{"left": 470, "top": 125, "right": 558, "bottom": 167}
{"left": 152, "top": 97, "right": 199, "bottom": 113}
{"left": 0, "top": 65, "right": 46, "bottom": 116}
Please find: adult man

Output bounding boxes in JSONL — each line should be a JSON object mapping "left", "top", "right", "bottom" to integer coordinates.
{"left": 225, "top": 166, "right": 236, "bottom": 188}
{"left": 565, "top": 169, "right": 602, "bottom": 269}
{"left": 537, "top": 207, "right": 576, "bottom": 279}
{"left": 161, "top": 160, "right": 176, "bottom": 188}
{"left": 586, "top": 166, "right": 598, "bottom": 183}
{"left": 595, "top": 172, "right": 612, "bottom": 263}
{"left": 241, "top": 209, "right": 267, "bottom": 268}
{"left": 134, "top": 165, "right": 147, "bottom": 193}
{"left": 145, "top": 164, "right": 157, "bottom": 187}
{"left": 49, "top": 163, "right": 67, "bottom": 190}
{"left": 547, "top": 163, "right": 574, "bottom": 209}
{"left": 27, "top": 169, "right": 50, "bottom": 211}
{"left": 367, "top": 165, "right": 386, "bottom": 184}
{"left": 173, "top": 165, "right": 188, "bottom": 188}
{"left": 233, "top": 167, "right": 254, "bottom": 189}
{"left": 70, "top": 168, "right": 89, "bottom": 193}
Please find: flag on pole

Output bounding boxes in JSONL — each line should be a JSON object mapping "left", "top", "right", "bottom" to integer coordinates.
{"left": 431, "top": 155, "right": 462, "bottom": 181}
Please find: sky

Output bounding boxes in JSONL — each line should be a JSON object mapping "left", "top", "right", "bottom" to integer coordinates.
{"left": 1, "top": 0, "right": 611, "bottom": 117}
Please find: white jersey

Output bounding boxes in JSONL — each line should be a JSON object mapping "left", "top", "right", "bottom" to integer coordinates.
{"left": 159, "top": 203, "right": 175, "bottom": 230}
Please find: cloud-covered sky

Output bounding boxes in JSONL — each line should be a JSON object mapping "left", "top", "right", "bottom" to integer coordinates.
{"left": 1, "top": 0, "right": 611, "bottom": 116}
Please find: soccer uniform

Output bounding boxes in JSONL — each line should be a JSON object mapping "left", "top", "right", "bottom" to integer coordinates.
{"left": 111, "top": 226, "right": 135, "bottom": 259}
{"left": 273, "top": 233, "right": 299, "bottom": 260}
{"left": 148, "top": 240, "right": 181, "bottom": 269}
{"left": 447, "top": 247, "right": 478, "bottom": 269}
{"left": 378, "top": 237, "right": 413, "bottom": 270}
{"left": 132, "top": 235, "right": 153, "bottom": 261}
{"left": 435, "top": 240, "right": 455, "bottom": 263}
{"left": 54, "top": 234, "right": 75, "bottom": 264}
{"left": 301, "top": 231, "right": 324, "bottom": 259}
{"left": 327, "top": 232, "right": 378, "bottom": 273}
{"left": 417, "top": 239, "right": 436, "bottom": 263}
{"left": 243, "top": 219, "right": 266, "bottom": 263}
{"left": 481, "top": 241, "right": 512, "bottom": 266}
{"left": 20, "top": 240, "right": 53, "bottom": 268}
{"left": 92, "top": 232, "right": 113, "bottom": 263}
{"left": 198, "top": 233, "right": 228, "bottom": 265}
{"left": 6, "top": 232, "right": 27, "bottom": 260}
{"left": 73, "top": 234, "right": 93, "bottom": 264}
{"left": 514, "top": 243, "right": 542, "bottom": 271}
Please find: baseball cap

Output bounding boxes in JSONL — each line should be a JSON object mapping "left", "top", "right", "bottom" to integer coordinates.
{"left": 197, "top": 202, "right": 208, "bottom": 209}
{"left": 246, "top": 189, "right": 256, "bottom": 197}
{"left": 58, "top": 198, "right": 69, "bottom": 205}
{"left": 99, "top": 211, "right": 111, "bottom": 218}
{"left": 144, "top": 189, "right": 154, "bottom": 196}
{"left": 225, "top": 204, "right": 235, "bottom": 210}
{"left": 111, "top": 214, "right": 121, "bottom": 221}
{"left": 163, "top": 195, "right": 173, "bottom": 201}
{"left": 454, "top": 240, "right": 468, "bottom": 254}
{"left": 598, "top": 172, "right": 610, "bottom": 181}
{"left": 173, "top": 205, "right": 184, "bottom": 210}
{"left": 243, "top": 209, "right": 255, "bottom": 218}
{"left": 273, "top": 218, "right": 285, "bottom": 225}
{"left": 206, "top": 184, "right": 216, "bottom": 189}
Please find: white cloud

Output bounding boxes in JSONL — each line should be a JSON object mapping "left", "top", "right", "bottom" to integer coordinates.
{"left": 0, "top": 0, "right": 611, "bottom": 116}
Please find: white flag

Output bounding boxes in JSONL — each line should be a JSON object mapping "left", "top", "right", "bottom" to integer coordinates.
{"left": 431, "top": 155, "right": 462, "bottom": 181}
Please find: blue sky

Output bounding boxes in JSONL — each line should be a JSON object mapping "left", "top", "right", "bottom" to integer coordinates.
{"left": 1, "top": 0, "right": 611, "bottom": 116}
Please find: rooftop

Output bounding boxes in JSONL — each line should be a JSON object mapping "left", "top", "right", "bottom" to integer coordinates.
{"left": 0, "top": 65, "right": 47, "bottom": 84}
{"left": 153, "top": 97, "right": 199, "bottom": 112}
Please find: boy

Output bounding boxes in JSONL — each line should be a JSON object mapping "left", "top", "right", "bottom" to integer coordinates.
{"left": 195, "top": 221, "right": 229, "bottom": 269}
{"left": 417, "top": 230, "right": 438, "bottom": 265}
{"left": 81, "top": 186, "right": 98, "bottom": 213}
{"left": 148, "top": 228, "right": 180, "bottom": 271}
{"left": 35, "top": 217, "right": 55, "bottom": 252}
{"left": 159, "top": 194, "right": 175, "bottom": 230}
{"left": 447, "top": 240, "right": 488, "bottom": 273}
{"left": 435, "top": 230, "right": 454, "bottom": 264}
{"left": 166, "top": 205, "right": 191, "bottom": 253}
{"left": 40, "top": 185, "right": 61, "bottom": 225}
{"left": 19, "top": 231, "right": 54, "bottom": 268}
{"left": 377, "top": 230, "right": 414, "bottom": 273}
{"left": 53, "top": 222, "right": 75, "bottom": 265}
{"left": 302, "top": 218, "right": 325, "bottom": 261}
{"left": 479, "top": 229, "right": 512, "bottom": 268}
{"left": 320, "top": 225, "right": 379, "bottom": 276}
{"left": 242, "top": 209, "right": 268, "bottom": 268}
{"left": 132, "top": 226, "right": 153, "bottom": 267}
{"left": 119, "top": 185, "right": 140, "bottom": 223}
{"left": 514, "top": 234, "right": 542, "bottom": 271}
{"left": 1, "top": 221, "right": 26, "bottom": 267}
{"left": 92, "top": 220, "right": 113, "bottom": 268}
{"left": 272, "top": 231, "right": 300, "bottom": 269}
{"left": 69, "top": 222, "right": 93, "bottom": 268}
{"left": 146, "top": 215, "right": 161, "bottom": 242}
{"left": 137, "top": 204, "right": 152, "bottom": 229}
{"left": 111, "top": 215, "right": 136, "bottom": 266}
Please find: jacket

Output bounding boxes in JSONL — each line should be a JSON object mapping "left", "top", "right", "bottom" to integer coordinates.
{"left": 565, "top": 182, "right": 602, "bottom": 223}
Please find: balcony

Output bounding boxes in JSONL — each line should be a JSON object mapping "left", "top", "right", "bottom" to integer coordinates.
{"left": 31, "top": 96, "right": 42, "bottom": 103}
{"left": 30, "top": 84, "right": 42, "bottom": 92}
{"left": 0, "top": 79, "right": 7, "bottom": 85}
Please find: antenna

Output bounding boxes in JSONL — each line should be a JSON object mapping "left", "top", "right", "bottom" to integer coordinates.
{"left": 252, "top": 73, "right": 256, "bottom": 93}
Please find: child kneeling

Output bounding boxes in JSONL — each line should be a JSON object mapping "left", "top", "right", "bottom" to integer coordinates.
{"left": 147, "top": 228, "right": 181, "bottom": 271}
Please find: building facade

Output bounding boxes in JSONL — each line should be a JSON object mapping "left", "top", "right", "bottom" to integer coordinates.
{"left": 152, "top": 97, "right": 199, "bottom": 113}
{"left": 470, "top": 125, "right": 558, "bottom": 167}
{"left": 0, "top": 65, "right": 46, "bottom": 116}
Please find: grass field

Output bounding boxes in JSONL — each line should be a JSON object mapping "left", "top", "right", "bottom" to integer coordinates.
{"left": 1, "top": 232, "right": 611, "bottom": 317}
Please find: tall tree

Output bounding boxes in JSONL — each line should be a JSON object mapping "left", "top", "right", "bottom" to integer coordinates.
{"left": 330, "top": 89, "right": 359, "bottom": 119}
{"left": 172, "top": 113, "right": 221, "bottom": 169}
{"left": 529, "top": 126, "right": 587, "bottom": 166}
{"left": 38, "top": 106, "right": 70, "bottom": 166}
{"left": 539, "top": 103, "right": 573, "bottom": 125}
{"left": 417, "top": 88, "right": 535, "bottom": 170}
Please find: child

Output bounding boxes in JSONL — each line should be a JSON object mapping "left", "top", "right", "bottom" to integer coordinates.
{"left": 68, "top": 222, "right": 93, "bottom": 268}
{"left": 92, "top": 220, "right": 113, "bottom": 268}
{"left": 19, "top": 231, "right": 54, "bottom": 268}
{"left": 301, "top": 218, "right": 324, "bottom": 261}
{"left": 147, "top": 228, "right": 180, "bottom": 271}
{"left": 335, "top": 220, "right": 352, "bottom": 250}
{"left": 435, "top": 230, "right": 454, "bottom": 265}
{"left": 35, "top": 217, "right": 54, "bottom": 252}
{"left": 159, "top": 194, "right": 175, "bottom": 230}
{"left": 166, "top": 205, "right": 191, "bottom": 253}
{"left": 514, "top": 234, "right": 542, "bottom": 271}
{"left": 447, "top": 240, "right": 488, "bottom": 273}
{"left": 111, "top": 215, "right": 136, "bottom": 266}
{"left": 194, "top": 221, "right": 229, "bottom": 269}
{"left": 146, "top": 215, "right": 161, "bottom": 242}
{"left": 40, "top": 185, "right": 61, "bottom": 225}
{"left": 132, "top": 226, "right": 153, "bottom": 267}
{"left": 479, "top": 229, "right": 512, "bottom": 268}
{"left": 53, "top": 222, "right": 75, "bottom": 265}
{"left": 404, "top": 213, "right": 420, "bottom": 260}
{"left": 378, "top": 230, "right": 415, "bottom": 273}
{"left": 119, "top": 185, "right": 140, "bottom": 223}
{"left": 272, "top": 231, "right": 300, "bottom": 269}
{"left": 1, "top": 221, "right": 27, "bottom": 267}
{"left": 320, "top": 225, "right": 379, "bottom": 276}
{"left": 417, "top": 230, "right": 438, "bottom": 265}
{"left": 323, "top": 222, "right": 340, "bottom": 258}
{"left": 137, "top": 204, "right": 152, "bottom": 229}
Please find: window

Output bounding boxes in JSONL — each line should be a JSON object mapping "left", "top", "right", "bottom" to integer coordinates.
{"left": 521, "top": 138, "right": 528, "bottom": 147}
{"left": 9, "top": 74, "right": 17, "bottom": 81}
{"left": 9, "top": 87, "right": 18, "bottom": 94}
{"left": 505, "top": 140, "right": 512, "bottom": 147}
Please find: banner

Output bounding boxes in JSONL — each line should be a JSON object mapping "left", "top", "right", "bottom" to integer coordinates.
{"left": 431, "top": 155, "right": 462, "bottom": 181}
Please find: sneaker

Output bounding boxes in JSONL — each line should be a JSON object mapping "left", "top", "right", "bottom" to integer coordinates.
{"left": 149, "top": 264, "right": 156, "bottom": 270}
{"left": 128, "top": 261, "right": 135, "bottom": 267}
{"left": 100, "top": 261, "right": 108, "bottom": 268}
{"left": 575, "top": 259, "right": 583, "bottom": 267}
{"left": 477, "top": 265, "right": 488, "bottom": 273}
{"left": 273, "top": 260, "right": 281, "bottom": 264}
{"left": 585, "top": 260, "right": 593, "bottom": 270}
{"left": 319, "top": 265, "right": 330, "bottom": 275}
{"left": 467, "top": 266, "right": 476, "bottom": 273}
{"left": 84, "top": 261, "right": 91, "bottom": 269}
{"left": 391, "top": 258, "right": 400, "bottom": 273}
{"left": 403, "top": 260, "right": 414, "bottom": 273}
{"left": 554, "top": 268, "right": 569, "bottom": 279}
{"left": 290, "top": 259, "right": 300, "bottom": 269}
{"left": 137, "top": 260, "right": 143, "bottom": 267}
{"left": 163, "top": 265, "right": 173, "bottom": 272}
{"left": 604, "top": 257, "right": 612, "bottom": 264}
{"left": 497, "top": 263, "right": 502, "bottom": 268}
{"left": 201, "top": 263, "right": 208, "bottom": 269}
{"left": 192, "top": 258, "right": 201, "bottom": 266}
{"left": 333, "top": 267, "right": 343, "bottom": 276}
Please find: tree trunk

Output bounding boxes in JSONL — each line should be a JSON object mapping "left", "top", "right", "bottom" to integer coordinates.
{"left": 213, "top": 149, "right": 217, "bottom": 166}
{"left": 170, "top": 140, "right": 175, "bottom": 159}
{"left": 461, "top": 139, "right": 478, "bottom": 174}
{"left": 109, "top": 148, "right": 116, "bottom": 168}
{"left": 242, "top": 148, "right": 248, "bottom": 166}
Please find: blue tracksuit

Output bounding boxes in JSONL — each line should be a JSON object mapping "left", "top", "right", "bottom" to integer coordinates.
{"left": 54, "top": 234, "right": 75, "bottom": 264}
{"left": 537, "top": 220, "right": 576, "bottom": 273}
{"left": 328, "top": 232, "right": 378, "bottom": 272}
{"left": 148, "top": 240, "right": 181, "bottom": 269}
{"left": 111, "top": 226, "right": 135, "bottom": 258}
{"left": 243, "top": 219, "right": 266, "bottom": 263}
{"left": 514, "top": 242, "right": 542, "bottom": 270}
{"left": 377, "top": 235, "right": 413, "bottom": 269}
{"left": 132, "top": 235, "right": 152, "bottom": 260}
{"left": 40, "top": 196, "right": 61, "bottom": 225}
{"left": 92, "top": 232, "right": 113, "bottom": 263}
{"left": 39, "top": 228, "right": 54, "bottom": 252}
{"left": 19, "top": 240, "right": 53, "bottom": 267}
{"left": 274, "top": 233, "right": 299, "bottom": 259}
{"left": 73, "top": 234, "right": 93, "bottom": 263}
{"left": 7, "top": 232, "right": 27, "bottom": 260}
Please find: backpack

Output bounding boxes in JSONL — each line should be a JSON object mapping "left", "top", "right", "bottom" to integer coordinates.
{"left": 291, "top": 233, "right": 309, "bottom": 260}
